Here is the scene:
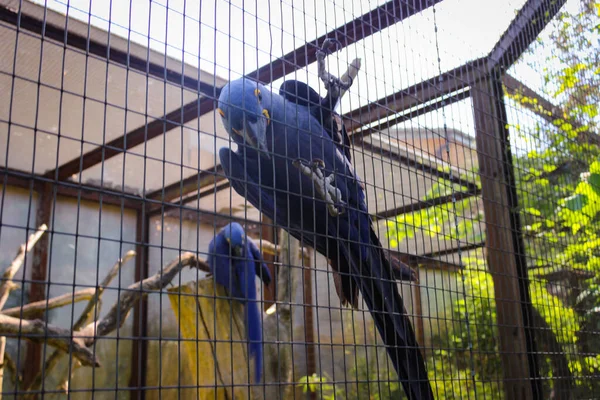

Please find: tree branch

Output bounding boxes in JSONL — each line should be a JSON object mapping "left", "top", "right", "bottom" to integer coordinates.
{"left": 0, "top": 225, "right": 48, "bottom": 310}
{"left": 24, "top": 250, "right": 137, "bottom": 393}
{"left": 78, "top": 252, "right": 204, "bottom": 346}
{"left": 1, "top": 289, "right": 95, "bottom": 319}
{"left": 74, "top": 250, "right": 136, "bottom": 330}
{"left": 0, "top": 314, "right": 98, "bottom": 367}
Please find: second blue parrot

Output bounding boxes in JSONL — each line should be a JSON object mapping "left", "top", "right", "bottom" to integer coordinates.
{"left": 208, "top": 222, "right": 272, "bottom": 383}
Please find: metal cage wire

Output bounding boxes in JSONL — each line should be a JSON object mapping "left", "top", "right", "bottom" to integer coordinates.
{"left": 0, "top": 0, "right": 598, "bottom": 399}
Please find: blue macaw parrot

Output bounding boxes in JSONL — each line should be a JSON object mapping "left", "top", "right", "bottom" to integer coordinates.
{"left": 279, "top": 79, "right": 418, "bottom": 298}
{"left": 216, "top": 78, "right": 434, "bottom": 399}
{"left": 208, "top": 222, "right": 272, "bottom": 383}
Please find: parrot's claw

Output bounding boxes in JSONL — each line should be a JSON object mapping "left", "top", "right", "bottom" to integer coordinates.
{"left": 293, "top": 158, "right": 346, "bottom": 217}
{"left": 316, "top": 38, "right": 354, "bottom": 98}
{"left": 317, "top": 38, "right": 343, "bottom": 57}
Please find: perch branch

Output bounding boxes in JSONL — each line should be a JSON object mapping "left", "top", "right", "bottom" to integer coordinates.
{"left": 0, "top": 314, "right": 98, "bottom": 367}
{"left": 74, "top": 250, "right": 136, "bottom": 330}
{"left": 0, "top": 224, "right": 47, "bottom": 400}
{"left": 25, "top": 250, "right": 136, "bottom": 393}
{"left": 0, "top": 224, "right": 48, "bottom": 310}
{"left": 257, "top": 239, "right": 310, "bottom": 259}
{"left": 3, "top": 350, "right": 20, "bottom": 385}
{"left": 1, "top": 288, "right": 95, "bottom": 319}
{"left": 78, "top": 252, "right": 203, "bottom": 346}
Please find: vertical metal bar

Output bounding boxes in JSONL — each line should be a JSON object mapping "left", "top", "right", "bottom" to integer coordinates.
{"left": 472, "top": 74, "right": 541, "bottom": 399}
{"left": 22, "top": 183, "right": 52, "bottom": 389}
{"left": 130, "top": 209, "right": 149, "bottom": 400}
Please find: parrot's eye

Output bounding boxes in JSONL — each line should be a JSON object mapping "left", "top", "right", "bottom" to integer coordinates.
{"left": 254, "top": 89, "right": 263, "bottom": 102}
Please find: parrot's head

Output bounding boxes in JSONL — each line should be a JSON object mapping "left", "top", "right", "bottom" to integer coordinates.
{"left": 221, "top": 222, "right": 246, "bottom": 258}
{"left": 217, "top": 78, "right": 271, "bottom": 159}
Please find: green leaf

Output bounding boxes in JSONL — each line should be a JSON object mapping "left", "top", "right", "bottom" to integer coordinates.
{"left": 563, "top": 194, "right": 589, "bottom": 211}
{"left": 525, "top": 207, "right": 542, "bottom": 217}
{"left": 588, "top": 173, "right": 600, "bottom": 196}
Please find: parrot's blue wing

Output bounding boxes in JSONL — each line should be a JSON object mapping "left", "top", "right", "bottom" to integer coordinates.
{"left": 248, "top": 238, "right": 272, "bottom": 286}
{"left": 207, "top": 234, "right": 233, "bottom": 292}
{"left": 219, "top": 147, "right": 284, "bottom": 227}
{"left": 279, "top": 80, "right": 352, "bottom": 162}
{"left": 219, "top": 147, "right": 321, "bottom": 253}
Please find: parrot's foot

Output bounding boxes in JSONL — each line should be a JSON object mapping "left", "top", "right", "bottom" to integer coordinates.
{"left": 316, "top": 38, "right": 354, "bottom": 98}
{"left": 293, "top": 158, "right": 346, "bottom": 217}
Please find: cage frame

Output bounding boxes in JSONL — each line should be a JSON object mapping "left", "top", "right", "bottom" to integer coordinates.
{"left": 0, "top": 0, "right": 581, "bottom": 398}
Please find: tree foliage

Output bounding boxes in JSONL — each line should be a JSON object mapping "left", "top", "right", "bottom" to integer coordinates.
{"left": 386, "top": 0, "right": 600, "bottom": 398}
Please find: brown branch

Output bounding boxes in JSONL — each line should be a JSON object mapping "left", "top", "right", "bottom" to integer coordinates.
{"left": 534, "top": 268, "right": 595, "bottom": 282}
{"left": 74, "top": 250, "right": 136, "bottom": 330}
{"left": 1, "top": 289, "right": 95, "bottom": 319}
{"left": 24, "top": 250, "right": 136, "bottom": 393}
{"left": 78, "top": 252, "right": 204, "bottom": 346}
{"left": 0, "top": 224, "right": 47, "bottom": 400}
{"left": 0, "top": 314, "right": 98, "bottom": 367}
{"left": 0, "top": 225, "right": 48, "bottom": 310}
{"left": 2, "top": 350, "right": 20, "bottom": 385}
{"left": 258, "top": 239, "right": 310, "bottom": 259}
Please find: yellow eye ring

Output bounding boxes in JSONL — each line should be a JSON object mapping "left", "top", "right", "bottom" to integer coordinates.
{"left": 262, "top": 109, "right": 270, "bottom": 125}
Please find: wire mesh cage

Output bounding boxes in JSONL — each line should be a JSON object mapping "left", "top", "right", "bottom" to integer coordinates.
{"left": 0, "top": 0, "right": 599, "bottom": 399}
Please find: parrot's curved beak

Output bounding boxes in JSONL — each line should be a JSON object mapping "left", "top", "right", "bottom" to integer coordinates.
{"left": 232, "top": 245, "right": 244, "bottom": 258}
{"left": 244, "top": 118, "right": 271, "bottom": 160}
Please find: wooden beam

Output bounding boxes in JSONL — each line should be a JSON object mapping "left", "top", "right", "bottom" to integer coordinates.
{"left": 487, "top": 0, "right": 567, "bottom": 71}
{"left": 502, "top": 74, "right": 600, "bottom": 146}
{"left": 359, "top": 137, "right": 480, "bottom": 193}
{"left": 145, "top": 164, "right": 226, "bottom": 203}
{"left": 251, "top": 0, "right": 444, "bottom": 83}
{"left": 419, "top": 241, "right": 486, "bottom": 259}
{"left": 472, "top": 77, "right": 541, "bottom": 399}
{"left": 388, "top": 249, "right": 463, "bottom": 271}
{"left": 44, "top": 0, "right": 442, "bottom": 183}
{"left": 0, "top": 4, "right": 218, "bottom": 97}
{"left": 349, "top": 88, "right": 471, "bottom": 142}
{"left": 344, "top": 59, "right": 488, "bottom": 133}
{"left": 372, "top": 190, "right": 479, "bottom": 220}
{"left": 2, "top": 168, "right": 142, "bottom": 210}
{"left": 47, "top": 98, "right": 216, "bottom": 181}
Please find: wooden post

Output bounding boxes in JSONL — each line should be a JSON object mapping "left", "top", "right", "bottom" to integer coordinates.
{"left": 130, "top": 209, "right": 149, "bottom": 400}
{"left": 472, "top": 75, "right": 541, "bottom": 399}
{"left": 412, "top": 271, "right": 425, "bottom": 350}
{"left": 22, "top": 184, "right": 52, "bottom": 391}
{"left": 260, "top": 216, "right": 277, "bottom": 311}
{"left": 302, "top": 256, "right": 317, "bottom": 398}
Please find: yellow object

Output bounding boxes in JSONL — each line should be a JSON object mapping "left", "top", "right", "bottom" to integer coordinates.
{"left": 167, "top": 279, "right": 254, "bottom": 400}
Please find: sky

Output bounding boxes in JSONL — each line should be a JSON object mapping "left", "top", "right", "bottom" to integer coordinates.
{"left": 28, "top": 0, "right": 580, "bottom": 153}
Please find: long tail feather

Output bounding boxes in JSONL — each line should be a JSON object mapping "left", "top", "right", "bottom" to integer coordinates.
{"left": 346, "top": 231, "right": 434, "bottom": 400}
{"left": 246, "top": 299, "right": 263, "bottom": 383}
